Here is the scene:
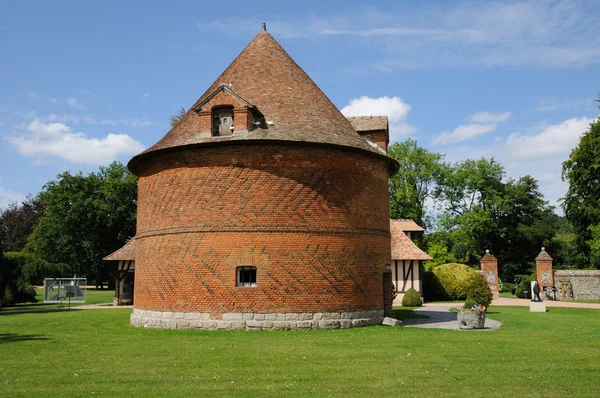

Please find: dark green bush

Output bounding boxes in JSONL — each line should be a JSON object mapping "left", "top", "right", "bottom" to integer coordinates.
{"left": 515, "top": 274, "right": 537, "bottom": 299}
{"left": 467, "top": 274, "right": 493, "bottom": 308}
{"left": 500, "top": 282, "right": 514, "bottom": 293}
{"left": 1, "top": 252, "right": 71, "bottom": 306}
{"left": 401, "top": 287, "right": 423, "bottom": 307}
{"left": 422, "top": 269, "right": 449, "bottom": 302}
{"left": 463, "top": 299, "right": 476, "bottom": 310}
{"left": 431, "top": 263, "right": 479, "bottom": 300}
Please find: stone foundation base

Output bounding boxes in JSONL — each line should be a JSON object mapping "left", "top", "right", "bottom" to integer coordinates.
{"left": 130, "top": 309, "right": 385, "bottom": 330}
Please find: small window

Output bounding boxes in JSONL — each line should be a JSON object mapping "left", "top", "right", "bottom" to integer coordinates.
{"left": 212, "top": 106, "right": 234, "bottom": 137}
{"left": 237, "top": 266, "right": 257, "bottom": 287}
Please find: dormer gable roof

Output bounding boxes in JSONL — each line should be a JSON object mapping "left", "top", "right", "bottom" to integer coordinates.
{"left": 192, "top": 84, "right": 256, "bottom": 112}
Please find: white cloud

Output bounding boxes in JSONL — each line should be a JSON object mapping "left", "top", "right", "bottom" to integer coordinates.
{"left": 142, "top": 93, "right": 151, "bottom": 100}
{"left": 7, "top": 119, "right": 146, "bottom": 165}
{"left": 535, "top": 97, "right": 595, "bottom": 112}
{"left": 25, "top": 91, "right": 40, "bottom": 101}
{"left": 198, "top": 2, "right": 600, "bottom": 69}
{"left": 505, "top": 117, "right": 594, "bottom": 159}
{"left": 43, "top": 113, "right": 81, "bottom": 124}
{"left": 100, "top": 117, "right": 151, "bottom": 127}
{"left": 0, "top": 186, "right": 25, "bottom": 209}
{"left": 433, "top": 123, "right": 497, "bottom": 145}
{"left": 435, "top": 116, "right": 597, "bottom": 209}
{"left": 340, "top": 96, "right": 416, "bottom": 143}
{"left": 468, "top": 112, "right": 511, "bottom": 123}
{"left": 433, "top": 111, "right": 510, "bottom": 145}
{"left": 67, "top": 97, "right": 86, "bottom": 111}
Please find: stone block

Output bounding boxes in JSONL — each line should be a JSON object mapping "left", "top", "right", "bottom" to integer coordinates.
{"left": 184, "top": 313, "right": 201, "bottom": 320}
{"left": 530, "top": 301, "right": 547, "bottom": 313}
{"left": 272, "top": 321, "right": 291, "bottom": 330}
{"left": 254, "top": 314, "right": 266, "bottom": 321}
{"left": 203, "top": 320, "right": 217, "bottom": 329}
{"left": 222, "top": 313, "right": 243, "bottom": 321}
{"left": 176, "top": 320, "right": 191, "bottom": 329}
{"left": 382, "top": 317, "right": 403, "bottom": 327}
{"left": 352, "top": 319, "right": 366, "bottom": 327}
{"left": 318, "top": 320, "right": 340, "bottom": 329}
{"left": 216, "top": 321, "right": 232, "bottom": 329}
{"left": 295, "top": 321, "right": 313, "bottom": 330}
{"left": 313, "top": 313, "right": 323, "bottom": 320}
{"left": 275, "top": 313, "right": 286, "bottom": 321}
{"left": 246, "top": 320, "right": 263, "bottom": 330}
{"left": 161, "top": 312, "right": 174, "bottom": 319}
{"left": 340, "top": 320, "right": 353, "bottom": 329}
{"left": 285, "top": 314, "right": 299, "bottom": 321}
{"left": 231, "top": 321, "right": 246, "bottom": 330}
{"left": 190, "top": 320, "right": 203, "bottom": 329}
{"left": 242, "top": 313, "right": 254, "bottom": 320}
{"left": 173, "top": 312, "right": 185, "bottom": 319}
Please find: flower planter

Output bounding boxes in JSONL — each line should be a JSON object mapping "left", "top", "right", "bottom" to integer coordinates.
{"left": 457, "top": 311, "right": 486, "bottom": 330}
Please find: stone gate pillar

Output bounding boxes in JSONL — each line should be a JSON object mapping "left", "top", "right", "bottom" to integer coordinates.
{"left": 480, "top": 250, "right": 499, "bottom": 299}
{"left": 536, "top": 247, "right": 554, "bottom": 293}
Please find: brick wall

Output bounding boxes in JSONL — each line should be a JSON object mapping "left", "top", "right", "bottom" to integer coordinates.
{"left": 134, "top": 144, "right": 391, "bottom": 315}
{"left": 358, "top": 130, "right": 388, "bottom": 152}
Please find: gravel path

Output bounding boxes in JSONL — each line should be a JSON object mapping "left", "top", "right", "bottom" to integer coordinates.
{"left": 403, "top": 305, "right": 502, "bottom": 331}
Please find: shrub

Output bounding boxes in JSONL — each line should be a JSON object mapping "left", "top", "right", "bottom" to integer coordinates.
{"left": 515, "top": 274, "right": 537, "bottom": 299}
{"left": 467, "top": 274, "right": 493, "bottom": 308}
{"left": 500, "top": 282, "right": 514, "bottom": 293}
{"left": 422, "top": 269, "right": 449, "bottom": 302}
{"left": 463, "top": 299, "right": 476, "bottom": 309}
{"left": 401, "top": 287, "right": 423, "bottom": 307}
{"left": 431, "top": 263, "right": 479, "bottom": 300}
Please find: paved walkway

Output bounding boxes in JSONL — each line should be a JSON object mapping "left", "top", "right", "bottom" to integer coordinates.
{"left": 491, "top": 297, "right": 600, "bottom": 309}
{"left": 403, "top": 304, "right": 502, "bottom": 331}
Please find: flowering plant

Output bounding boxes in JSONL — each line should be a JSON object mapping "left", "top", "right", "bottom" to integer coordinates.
{"left": 456, "top": 299, "right": 486, "bottom": 313}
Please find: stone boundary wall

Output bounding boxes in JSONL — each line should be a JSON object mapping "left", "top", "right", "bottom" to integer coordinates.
{"left": 131, "top": 309, "right": 384, "bottom": 330}
{"left": 555, "top": 270, "right": 600, "bottom": 300}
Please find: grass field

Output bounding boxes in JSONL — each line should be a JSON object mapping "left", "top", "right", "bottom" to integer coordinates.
{"left": 0, "top": 289, "right": 114, "bottom": 311}
{"left": 1, "top": 306, "right": 599, "bottom": 397}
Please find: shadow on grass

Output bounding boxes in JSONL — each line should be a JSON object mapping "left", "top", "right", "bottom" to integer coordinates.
{"left": 393, "top": 307, "right": 429, "bottom": 320}
{"left": 0, "top": 333, "right": 50, "bottom": 344}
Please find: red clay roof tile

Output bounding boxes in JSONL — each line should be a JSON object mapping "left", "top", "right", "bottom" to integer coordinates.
{"left": 128, "top": 31, "right": 397, "bottom": 174}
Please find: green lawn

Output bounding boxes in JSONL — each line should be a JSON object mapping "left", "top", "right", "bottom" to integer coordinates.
{"left": 0, "top": 288, "right": 114, "bottom": 311}
{"left": 1, "top": 306, "right": 599, "bottom": 397}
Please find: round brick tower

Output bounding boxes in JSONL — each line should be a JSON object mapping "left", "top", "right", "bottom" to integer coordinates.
{"left": 128, "top": 29, "right": 398, "bottom": 330}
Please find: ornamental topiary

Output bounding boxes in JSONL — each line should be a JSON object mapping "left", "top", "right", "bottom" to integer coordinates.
{"left": 401, "top": 287, "right": 423, "bottom": 307}
{"left": 466, "top": 273, "right": 493, "bottom": 308}
{"left": 431, "top": 263, "right": 479, "bottom": 300}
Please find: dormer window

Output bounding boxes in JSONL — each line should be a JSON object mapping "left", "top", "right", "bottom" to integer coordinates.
{"left": 212, "top": 106, "right": 234, "bottom": 136}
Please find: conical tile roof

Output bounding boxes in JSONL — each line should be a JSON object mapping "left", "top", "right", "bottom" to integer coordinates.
{"left": 129, "top": 30, "right": 396, "bottom": 174}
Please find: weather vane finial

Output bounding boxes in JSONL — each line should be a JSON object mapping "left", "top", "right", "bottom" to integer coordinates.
{"left": 262, "top": 23, "right": 267, "bottom": 32}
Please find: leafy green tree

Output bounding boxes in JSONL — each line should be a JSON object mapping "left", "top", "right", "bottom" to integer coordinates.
{"left": 436, "top": 158, "right": 505, "bottom": 216}
{"left": 0, "top": 195, "right": 44, "bottom": 252}
{"left": 169, "top": 106, "right": 186, "bottom": 127}
{"left": 27, "top": 162, "right": 137, "bottom": 288}
{"left": 562, "top": 102, "right": 600, "bottom": 267}
{"left": 388, "top": 139, "right": 445, "bottom": 228}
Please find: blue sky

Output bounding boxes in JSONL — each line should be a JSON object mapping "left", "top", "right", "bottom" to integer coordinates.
{"left": 1, "top": 0, "right": 598, "bottom": 212}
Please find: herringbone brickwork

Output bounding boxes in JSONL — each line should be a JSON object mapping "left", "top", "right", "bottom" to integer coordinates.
{"left": 134, "top": 145, "right": 391, "bottom": 315}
